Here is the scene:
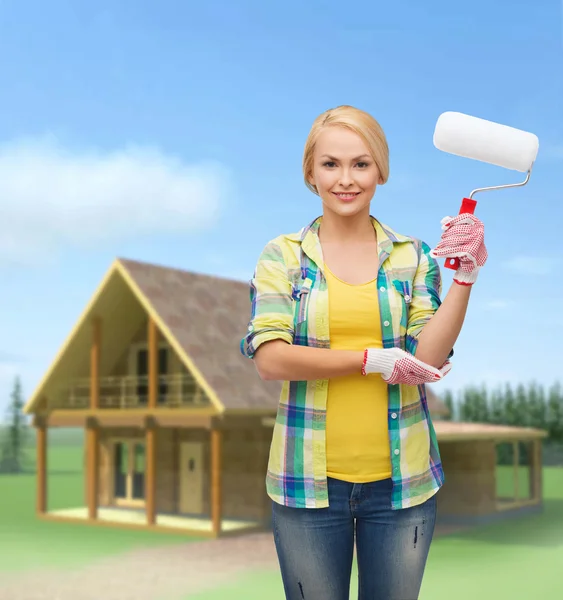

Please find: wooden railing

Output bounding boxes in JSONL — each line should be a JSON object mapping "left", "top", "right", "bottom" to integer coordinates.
{"left": 50, "top": 374, "right": 211, "bottom": 410}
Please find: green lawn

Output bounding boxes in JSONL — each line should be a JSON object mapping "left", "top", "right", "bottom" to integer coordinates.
{"left": 184, "top": 467, "right": 563, "bottom": 600}
{"left": 0, "top": 444, "right": 199, "bottom": 573}
{"left": 2, "top": 439, "right": 562, "bottom": 599}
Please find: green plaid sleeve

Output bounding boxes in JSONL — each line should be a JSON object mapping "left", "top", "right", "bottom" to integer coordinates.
{"left": 240, "top": 240, "right": 295, "bottom": 359}
{"left": 406, "top": 240, "right": 454, "bottom": 360}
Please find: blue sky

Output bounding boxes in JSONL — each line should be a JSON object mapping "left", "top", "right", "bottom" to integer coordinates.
{"left": 0, "top": 0, "right": 561, "bottom": 413}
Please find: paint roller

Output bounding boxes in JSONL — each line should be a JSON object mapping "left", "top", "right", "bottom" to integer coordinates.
{"left": 433, "top": 111, "right": 540, "bottom": 270}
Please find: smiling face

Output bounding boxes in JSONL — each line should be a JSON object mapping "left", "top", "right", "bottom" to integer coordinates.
{"left": 307, "top": 125, "right": 383, "bottom": 219}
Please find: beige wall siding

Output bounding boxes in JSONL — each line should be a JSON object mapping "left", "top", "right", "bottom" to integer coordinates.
{"left": 156, "top": 427, "right": 177, "bottom": 513}
{"left": 95, "top": 423, "right": 273, "bottom": 523}
{"left": 220, "top": 420, "right": 272, "bottom": 522}
{"left": 438, "top": 440, "right": 496, "bottom": 516}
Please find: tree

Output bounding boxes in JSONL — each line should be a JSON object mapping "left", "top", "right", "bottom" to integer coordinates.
{"left": 473, "top": 384, "right": 490, "bottom": 423}
{"left": 460, "top": 386, "right": 477, "bottom": 422}
{"left": 527, "top": 381, "right": 546, "bottom": 431}
{"left": 515, "top": 383, "right": 530, "bottom": 427}
{"left": 0, "top": 376, "right": 28, "bottom": 474}
{"left": 503, "top": 383, "right": 518, "bottom": 426}
{"left": 546, "top": 381, "right": 563, "bottom": 445}
{"left": 443, "top": 389, "right": 454, "bottom": 421}
{"left": 489, "top": 385, "right": 505, "bottom": 425}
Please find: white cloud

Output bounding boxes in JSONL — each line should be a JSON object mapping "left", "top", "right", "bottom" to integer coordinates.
{"left": 500, "top": 255, "right": 554, "bottom": 276}
{"left": 0, "top": 134, "right": 233, "bottom": 265}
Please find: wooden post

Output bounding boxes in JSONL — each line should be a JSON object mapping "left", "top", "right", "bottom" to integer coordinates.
{"left": 148, "top": 317, "right": 158, "bottom": 409}
{"left": 36, "top": 419, "right": 47, "bottom": 514}
{"left": 146, "top": 318, "right": 158, "bottom": 525}
{"left": 86, "top": 418, "right": 99, "bottom": 519}
{"left": 90, "top": 317, "right": 101, "bottom": 409}
{"left": 210, "top": 428, "right": 222, "bottom": 537}
{"left": 530, "top": 439, "right": 543, "bottom": 501}
{"left": 513, "top": 441, "right": 519, "bottom": 501}
{"left": 145, "top": 419, "right": 157, "bottom": 525}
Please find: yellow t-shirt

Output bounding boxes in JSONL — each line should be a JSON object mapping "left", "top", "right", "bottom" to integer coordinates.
{"left": 324, "top": 265, "right": 392, "bottom": 483}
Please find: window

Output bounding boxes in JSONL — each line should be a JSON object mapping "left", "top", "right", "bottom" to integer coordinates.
{"left": 135, "top": 347, "right": 169, "bottom": 404}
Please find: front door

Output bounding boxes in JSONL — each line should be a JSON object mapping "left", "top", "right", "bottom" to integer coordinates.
{"left": 179, "top": 442, "right": 204, "bottom": 514}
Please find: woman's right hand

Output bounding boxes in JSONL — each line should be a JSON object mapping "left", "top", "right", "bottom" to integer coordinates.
{"left": 362, "top": 347, "right": 452, "bottom": 385}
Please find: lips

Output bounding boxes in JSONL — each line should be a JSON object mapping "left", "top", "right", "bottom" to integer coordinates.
{"left": 333, "top": 192, "right": 360, "bottom": 202}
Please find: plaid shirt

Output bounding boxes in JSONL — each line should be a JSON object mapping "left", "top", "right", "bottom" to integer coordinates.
{"left": 240, "top": 216, "right": 453, "bottom": 510}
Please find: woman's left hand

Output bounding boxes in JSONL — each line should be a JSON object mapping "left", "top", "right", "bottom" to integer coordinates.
{"left": 430, "top": 213, "right": 487, "bottom": 286}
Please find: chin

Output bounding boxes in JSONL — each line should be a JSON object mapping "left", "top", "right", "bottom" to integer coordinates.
{"left": 325, "top": 201, "right": 370, "bottom": 218}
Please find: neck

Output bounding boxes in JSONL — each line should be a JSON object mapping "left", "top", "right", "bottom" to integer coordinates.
{"left": 318, "top": 209, "right": 376, "bottom": 243}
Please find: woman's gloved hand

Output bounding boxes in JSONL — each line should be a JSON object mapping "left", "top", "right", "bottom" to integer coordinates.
{"left": 361, "top": 347, "right": 452, "bottom": 385}
{"left": 430, "top": 213, "right": 487, "bottom": 286}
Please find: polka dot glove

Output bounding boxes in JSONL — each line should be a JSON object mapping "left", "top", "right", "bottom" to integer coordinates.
{"left": 362, "top": 348, "right": 452, "bottom": 385}
{"left": 430, "top": 214, "right": 488, "bottom": 286}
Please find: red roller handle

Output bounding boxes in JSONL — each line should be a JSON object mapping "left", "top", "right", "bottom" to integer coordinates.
{"left": 444, "top": 198, "right": 478, "bottom": 270}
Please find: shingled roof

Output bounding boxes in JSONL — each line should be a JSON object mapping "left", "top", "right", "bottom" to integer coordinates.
{"left": 117, "top": 258, "right": 283, "bottom": 412}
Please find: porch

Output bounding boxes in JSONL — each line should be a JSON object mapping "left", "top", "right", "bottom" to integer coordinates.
{"left": 34, "top": 416, "right": 274, "bottom": 539}
{"left": 42, "top": 505, "right": 262, "bottom": 537}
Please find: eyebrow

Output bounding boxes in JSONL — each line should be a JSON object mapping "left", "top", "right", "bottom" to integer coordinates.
{"left": 320, "top": 154, "right": 371, "bottom": 161}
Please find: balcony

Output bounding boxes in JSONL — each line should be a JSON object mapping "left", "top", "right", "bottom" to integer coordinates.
{"left": 50, "top": 373, "right": 212, "bottom": 410}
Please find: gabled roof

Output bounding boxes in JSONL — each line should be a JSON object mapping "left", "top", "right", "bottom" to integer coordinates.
{"left": 24, "top": 257, "right": 283, "bottom": 414}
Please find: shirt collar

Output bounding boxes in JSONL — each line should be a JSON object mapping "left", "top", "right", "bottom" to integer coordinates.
{"left": 297, "top": 214, "right": 413, "bottom": 268}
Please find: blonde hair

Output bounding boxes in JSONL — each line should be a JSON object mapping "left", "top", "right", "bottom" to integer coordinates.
{"left": 302, "top": 105, "right": 389, "bottom": 195}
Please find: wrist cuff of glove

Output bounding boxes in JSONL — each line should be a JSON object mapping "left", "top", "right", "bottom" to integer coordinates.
{"left": 361, "top": 348, "right": 396, "bottom": 376}
{"left": 453, "top": 267, "right": 480, "bottom": 286}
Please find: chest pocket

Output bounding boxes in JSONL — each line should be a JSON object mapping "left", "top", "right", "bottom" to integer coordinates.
{"left": 293, "top": 277, "right": 313, "bottom": 324}
{"left": 391, "top": 278, "right": 413, "bottom": 332}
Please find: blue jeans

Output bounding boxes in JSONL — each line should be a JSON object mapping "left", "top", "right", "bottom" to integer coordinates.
{"left": 271, "top": 477, "right": 437, "bottom": 600}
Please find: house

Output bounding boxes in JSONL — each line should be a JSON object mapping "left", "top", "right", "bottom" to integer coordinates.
{"left": 23, "top": 258, "right": 548, "bottom": 537}
{"left": 425, "top": 387, "right": 547, "bottom": 526}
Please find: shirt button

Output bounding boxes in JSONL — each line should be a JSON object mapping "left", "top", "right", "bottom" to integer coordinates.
{"left": 404, "top": 295, "right": 411, "bottom": 301}
{"left": 384, "top": 321, "right": 390, "bottom": 327}
{"left": 380, "top": 286, "right": 386, "bottom": 292}
{"left": 394, "top": 449, "right": 400, "bottom": 455}
{"left": 391, "top": 413, "right": 397, "bottom": 419}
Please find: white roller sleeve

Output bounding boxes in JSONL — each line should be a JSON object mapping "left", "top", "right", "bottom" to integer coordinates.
{"left": 433, "top": 111, "right": 539, "bottom": 172}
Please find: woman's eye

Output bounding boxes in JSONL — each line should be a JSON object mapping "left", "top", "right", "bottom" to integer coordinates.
{"left": 322, "top": 161, "right": 369, "bottom": 168}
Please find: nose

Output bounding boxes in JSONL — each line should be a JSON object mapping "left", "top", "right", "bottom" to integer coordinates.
{"left": 338, "top": 168, "right": 354, "bottom": 187}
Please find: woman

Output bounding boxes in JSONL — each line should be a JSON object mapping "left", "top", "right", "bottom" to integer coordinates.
{"left": 240, "top": 105, "right": 486, "bottom": 600}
